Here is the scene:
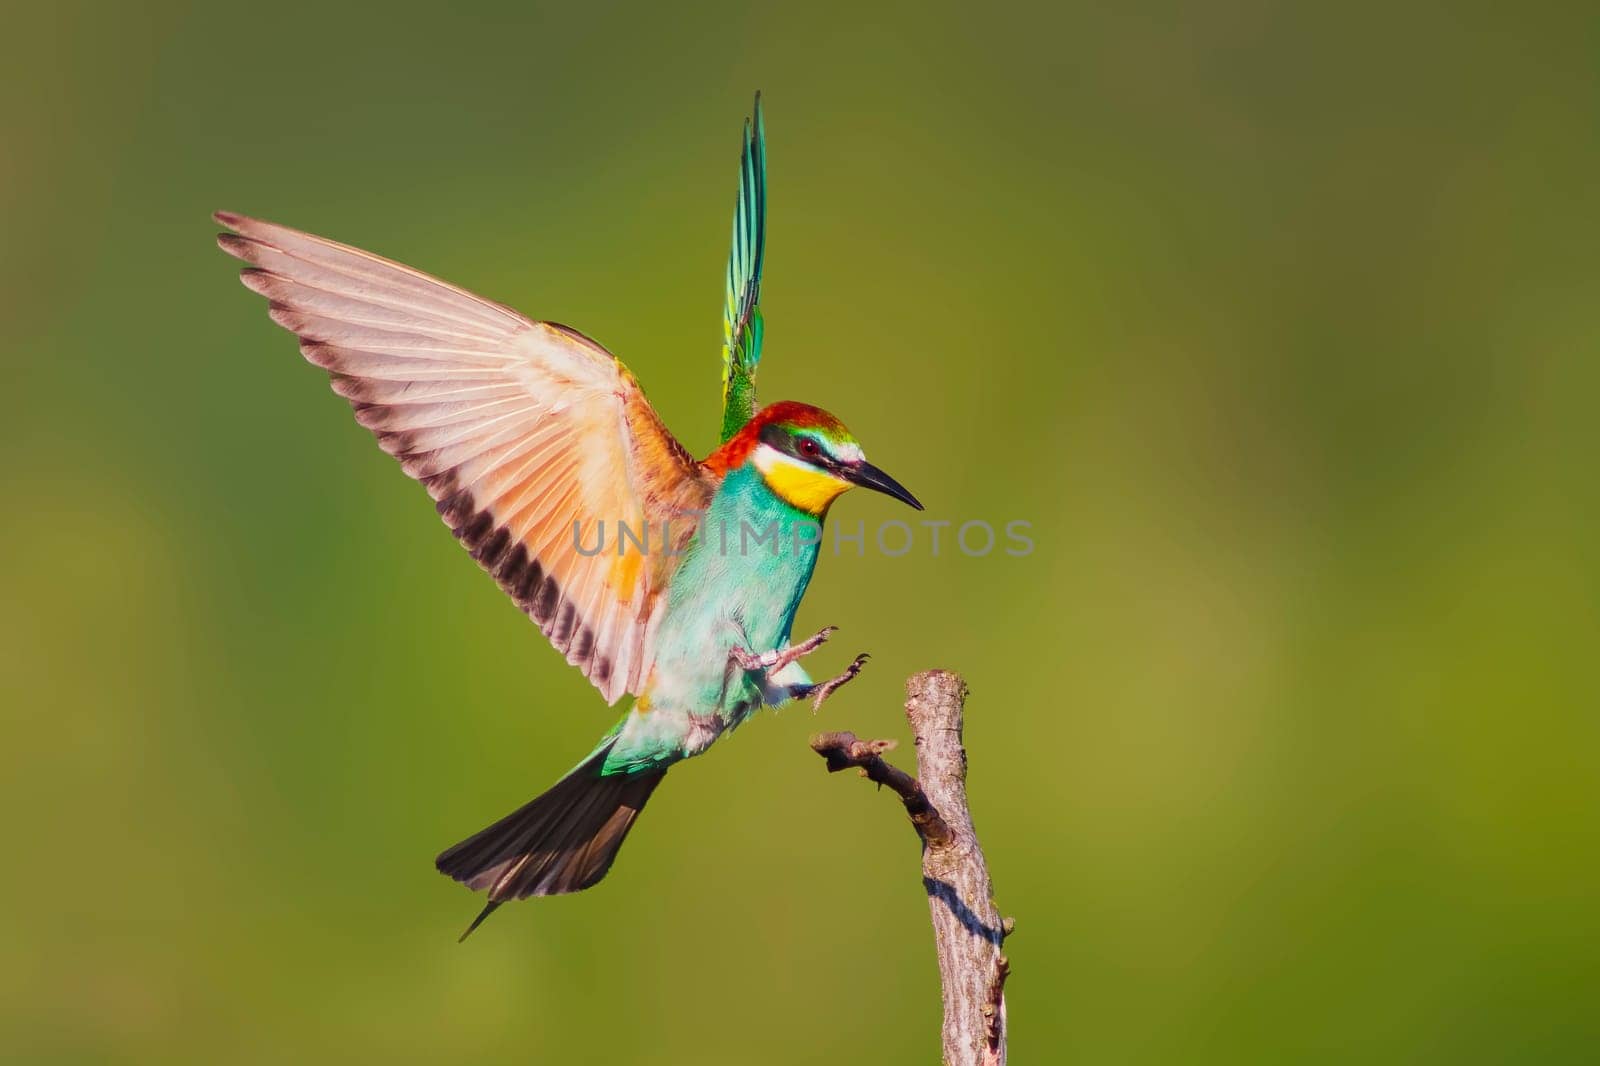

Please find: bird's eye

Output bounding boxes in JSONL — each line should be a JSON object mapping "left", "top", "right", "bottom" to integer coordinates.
{"left": 799, "top": 438, "right": 821, "bottom": 459}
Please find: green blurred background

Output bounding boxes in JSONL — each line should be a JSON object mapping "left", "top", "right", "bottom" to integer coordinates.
{"left": 4, "top": 2, "right": 1599, "bottom": 1062}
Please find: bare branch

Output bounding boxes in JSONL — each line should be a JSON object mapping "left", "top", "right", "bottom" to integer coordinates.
{"left": 810, "top": 670, "right": 1009, "bottom": 1066}
{"left": 809, "top": 731, "right": 952, "bottom": 846}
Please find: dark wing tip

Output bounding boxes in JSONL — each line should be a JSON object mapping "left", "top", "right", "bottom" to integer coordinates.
{"left": 214, "top": 214, "right": 262, "bottom": 261}
{"left": 743, "top": 91, "right": 763, "bottom": 145}
{"left": 238, "top": 267, "right": 291, "bottom": 300}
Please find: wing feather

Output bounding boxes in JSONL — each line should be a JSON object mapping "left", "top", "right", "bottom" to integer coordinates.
{"left": 719, "top": 94, "right": 767, "bottom": 442}
{"left": 217, "top": 212, "right": 713, "bottom": 703}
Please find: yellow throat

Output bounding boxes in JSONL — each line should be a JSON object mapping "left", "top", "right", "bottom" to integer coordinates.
{"left": 753, "top": 447, "right": 850, "bottom": 515}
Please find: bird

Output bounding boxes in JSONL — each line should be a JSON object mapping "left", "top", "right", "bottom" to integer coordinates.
{"left": 214, "top": 95, "right": 922, "bottom": 940}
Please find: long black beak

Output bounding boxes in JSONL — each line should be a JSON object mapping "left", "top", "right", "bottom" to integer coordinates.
{"left": 845, "top": 461, "right": 924, "bottom": 510}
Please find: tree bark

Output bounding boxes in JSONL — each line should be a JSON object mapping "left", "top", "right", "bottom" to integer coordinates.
{"left": 811, "top": 670, "right": 1010, "bottom": 1065}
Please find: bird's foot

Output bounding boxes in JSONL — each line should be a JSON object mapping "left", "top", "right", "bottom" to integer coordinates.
{"left": 730, "top": 625, "right": 838, "bottom": 674}
{"left": 797, "top": 653, "right": 870, "bottom": 714}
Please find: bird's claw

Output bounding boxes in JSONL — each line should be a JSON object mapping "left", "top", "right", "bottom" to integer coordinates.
{"left": 730, "top": 625, "right": 839, "bottom": 674}
{"left": 801, "top": 652, "right": 870, "bottom": 713}
{"left": 730, "top": 645, "right": 774, "bottom": 671}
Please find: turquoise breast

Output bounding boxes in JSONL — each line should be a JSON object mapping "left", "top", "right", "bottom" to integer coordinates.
{"left": 601, "top": 465, "right": 823, "bottom": 773}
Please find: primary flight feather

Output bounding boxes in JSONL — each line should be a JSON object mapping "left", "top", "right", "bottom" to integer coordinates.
{"left": 215, "top": 95, "right": 922, "bottom": 939}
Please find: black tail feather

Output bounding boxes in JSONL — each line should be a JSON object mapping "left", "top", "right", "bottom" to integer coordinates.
{"left": 458, "top": 900, "right": 501, "bottom": 943}
{"left": 437, "top": 745, "right": 666, "bottom": 938}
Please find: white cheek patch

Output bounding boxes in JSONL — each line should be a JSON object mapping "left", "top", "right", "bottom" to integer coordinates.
{"left": 751, "top": 443, "right": 786, "bottom": 474}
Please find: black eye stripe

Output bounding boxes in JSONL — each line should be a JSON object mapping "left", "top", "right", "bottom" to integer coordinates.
{"left": 758, "top": 424, "right": 788, "bottom": 451}
{"left": 760, "top": 424, "right": 830, "bottom": 463}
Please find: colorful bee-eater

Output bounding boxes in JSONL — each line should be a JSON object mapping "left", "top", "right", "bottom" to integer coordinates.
{"left": 215, "top": 96, "right": 921, "bottom": 939}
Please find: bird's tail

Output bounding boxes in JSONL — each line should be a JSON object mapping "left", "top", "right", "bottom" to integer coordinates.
{"left": 436, "top": 741, "right": 666, "bottom": 940}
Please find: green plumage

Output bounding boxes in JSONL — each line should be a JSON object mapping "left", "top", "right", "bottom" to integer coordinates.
{"left": 720, "top": 94, "right": 767, "bottom": 442}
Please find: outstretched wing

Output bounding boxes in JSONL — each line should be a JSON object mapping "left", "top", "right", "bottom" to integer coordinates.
{"left": 216, "top": 212, "right": 713, "bottom": 704}
{"left": 719, "top": 93, "right": 766, "bottom": 443}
